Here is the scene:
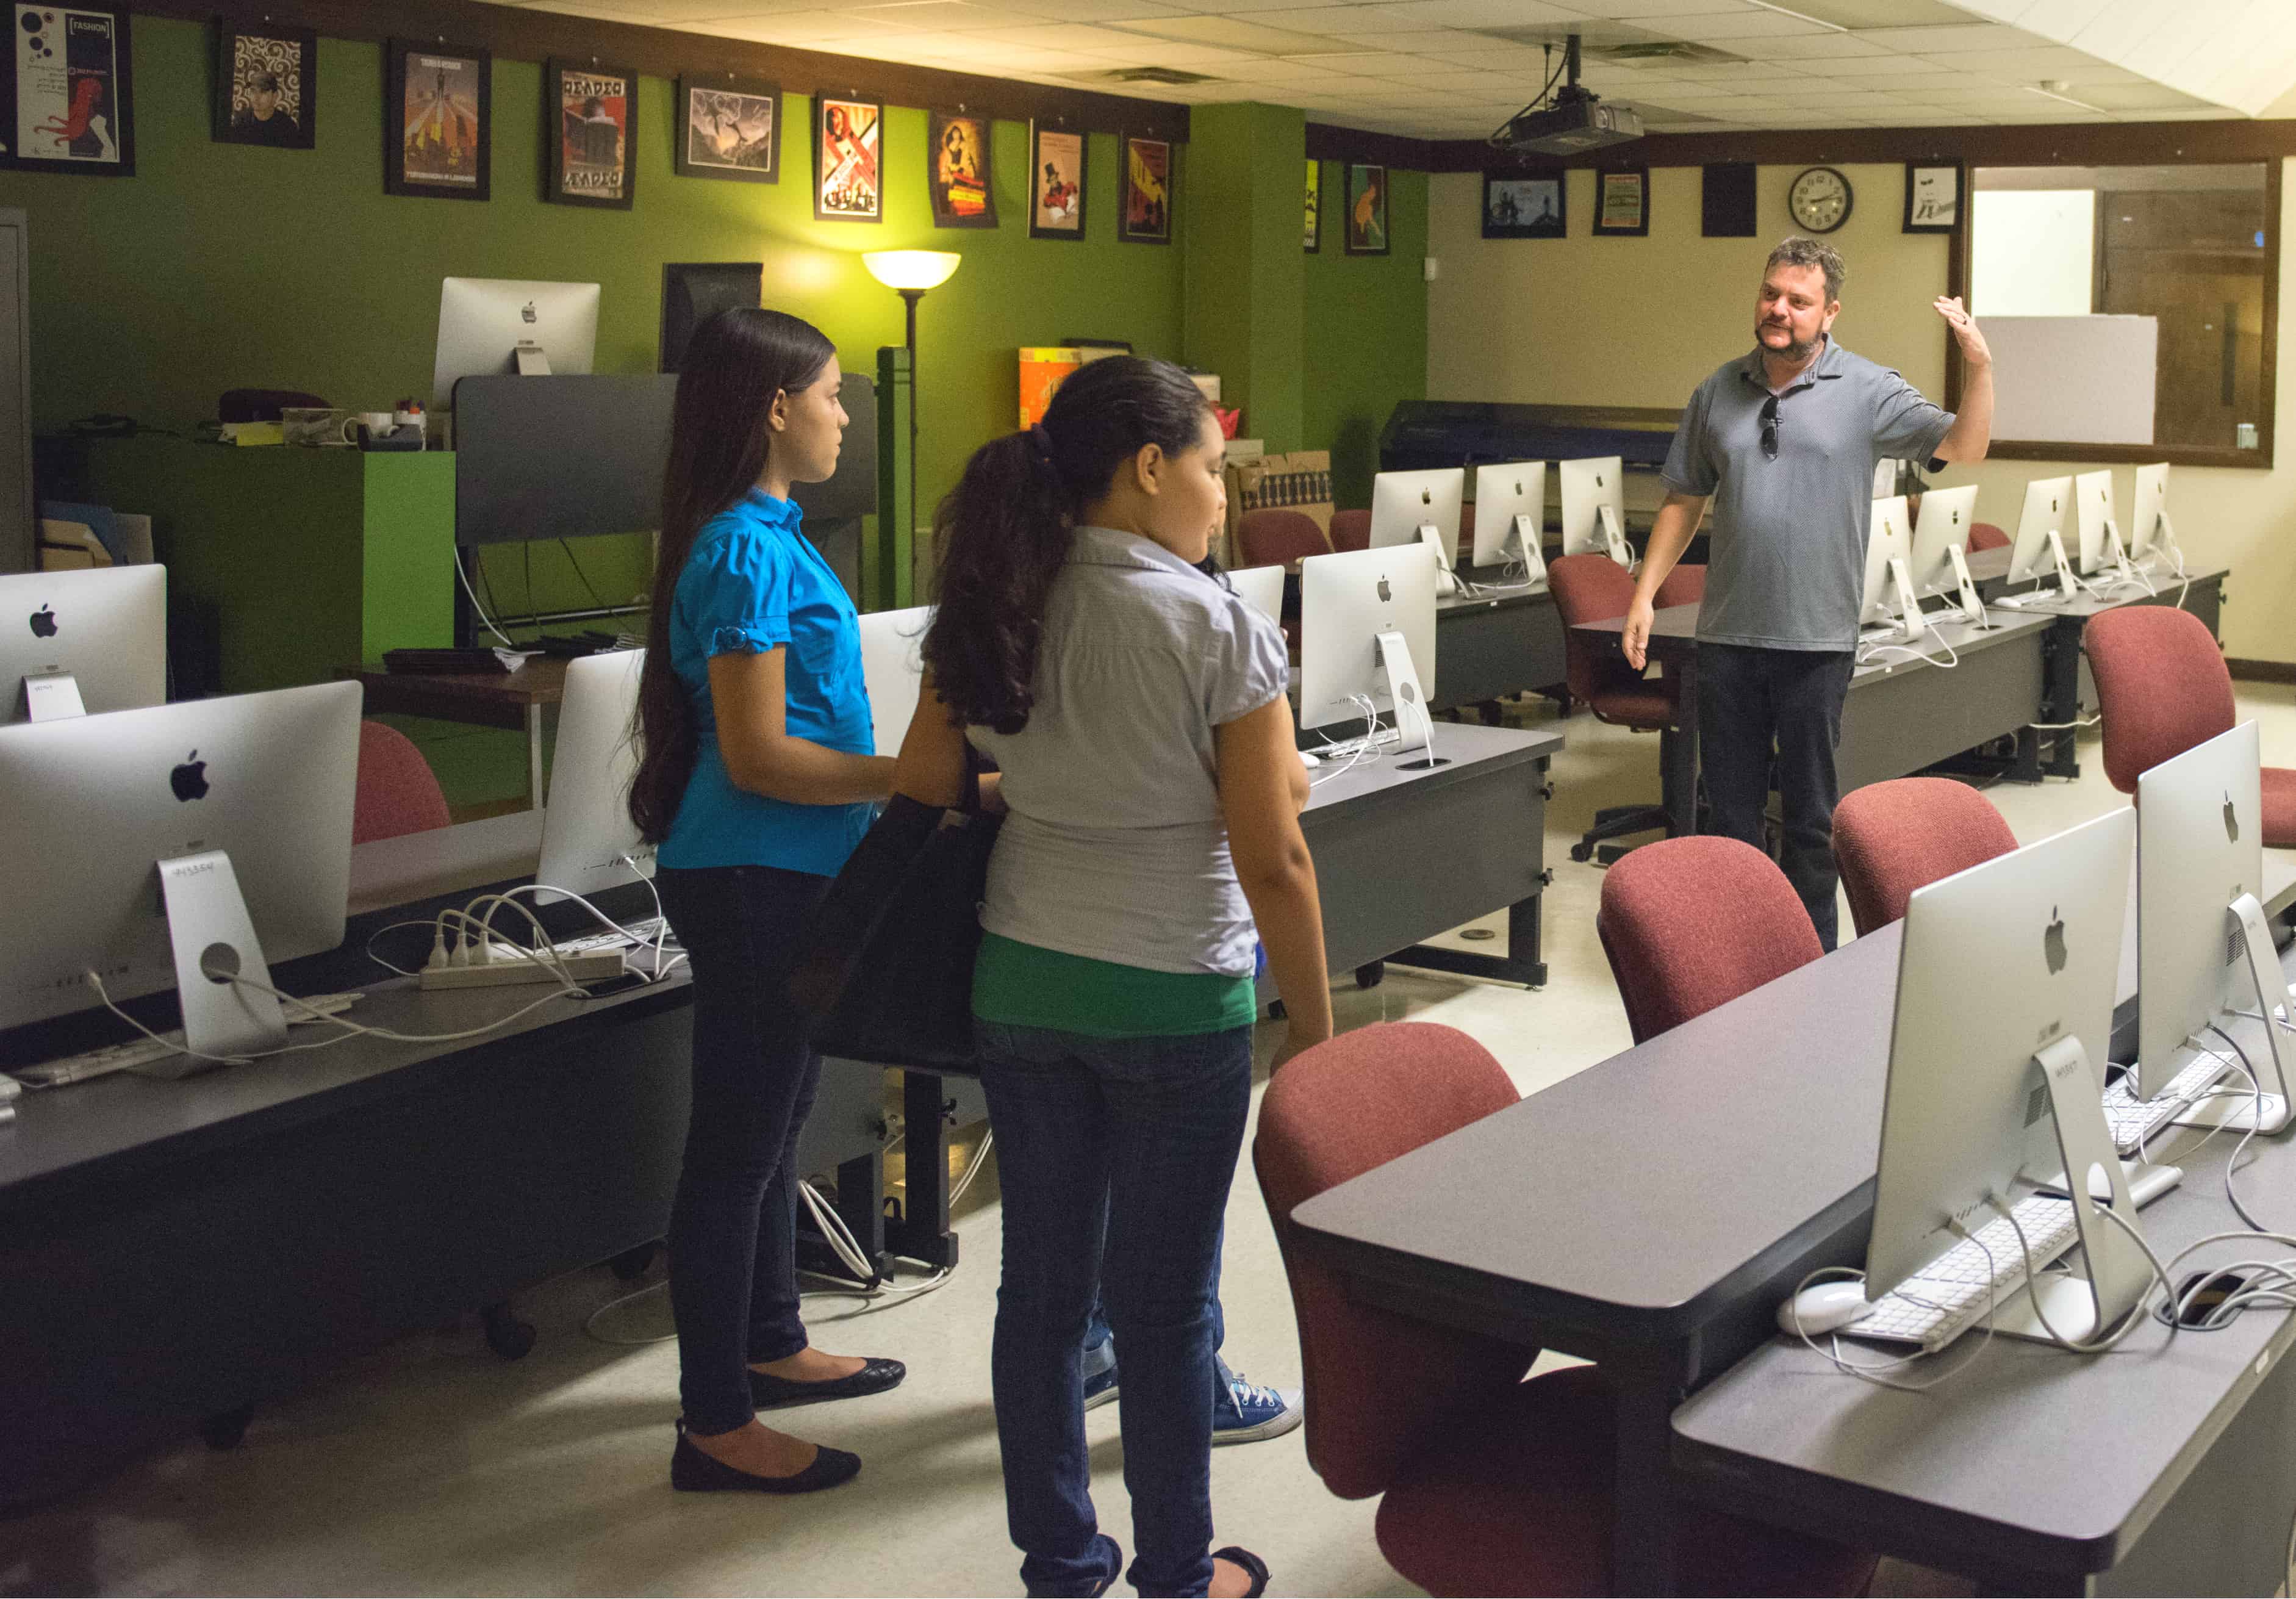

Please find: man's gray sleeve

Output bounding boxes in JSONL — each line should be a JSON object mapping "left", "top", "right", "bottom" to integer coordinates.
{"left": 1662, "top": 381, "right": 1719, "bottom": 497}
{"left": 1873, "top": 369, "right": 1955, "bottom": 465}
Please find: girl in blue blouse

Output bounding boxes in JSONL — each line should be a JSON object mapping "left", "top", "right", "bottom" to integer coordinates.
{"left": 629, "top": 309, "right": 902, "bottom": 1495}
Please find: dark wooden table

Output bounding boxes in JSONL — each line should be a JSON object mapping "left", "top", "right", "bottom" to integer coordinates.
{"left": 340, "top": 658, "right": 570, "bottom": 806}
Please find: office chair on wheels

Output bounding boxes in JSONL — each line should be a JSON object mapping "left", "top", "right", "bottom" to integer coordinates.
{"left": 1549, "top": 555, "right": 1687, "bottom": 864}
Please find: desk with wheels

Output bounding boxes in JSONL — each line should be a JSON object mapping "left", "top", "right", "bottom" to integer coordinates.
{"left": 1290, "top": 866, "right": 2296, "bottom": 1595}
{"left": 1571, "top": 606, "right": 2056, "bottom": 843}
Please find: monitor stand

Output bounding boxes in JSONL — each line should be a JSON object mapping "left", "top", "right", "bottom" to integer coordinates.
{"left": 21, "top": 670, "right": 85, "bottom": 721}
{"left": 1597, "top": 504, "right": 1632, "bottom": 568}
{"left": 151, "top": 849, "right": 290, "bottom": 1073}
{"left": 1993, "top": 1033, "right": 2153, "bottom": 1345}
{"left": 513, "top": 341, "right": 554, "bottom": 376}
{"left": 1377, "top": 630, "right": 1446, "bottom": 771}
{"left": 1887, "top": 556, "right": 1927, "bottom": 640}
{"left": 2099, "top": 517, "right": 2144, "bottom": 588}
{"left": 1512, "top": 513, "right": 1548, "bottom": 587}
{"left": 1945, "top": 544, "right": 1987, "bottom": 625}
{"left": 1417, "top": 523, "right": 1460, "bottom": 598}
{"left": 2172, "top": 892, "right": 2293, "bottom": 1134}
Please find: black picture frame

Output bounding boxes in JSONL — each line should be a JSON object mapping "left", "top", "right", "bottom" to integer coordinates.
{"left": 1593, "top": 165, "right": 1649, "bottom": 237}
{"left": 1904, "top": 162, "right": 1961, "bottom": 234}
{"left": 676, "top": 73, "right": 779, "bottom": 184}
{"left": 1120, "top": 134, "right": 1172, "bottom": 245}
{"left": 814, "top": 93, "right": 882, "bottom": 223}
{"left": 1305, "top": 158, "right": 1321, "bottom": 254}
{"left": 1701, "top": 162, "right": 1756, "bottom": 237}
{"left": 384, "top": 38, "right": 489, "bottom": 201}
{"left": 1345, "top": 162, "right": 1388, "bottom": 256}
{"left": 927, "top": 108, "right": 995, "bottom": 228}
{"left": 544, "top": 58, "right": 635, "bottom": 209}
{"left": 1030, "top": 121, "right": 1086, "bottom": 241}
{"left": 4, "top": 1, "right": 133, "bottom": 176}
{"left": 1482, "top": 170, "right": 1565, "bottom": 240}
{"left": 213, "top": 20, "right": 315, "bottom": 149}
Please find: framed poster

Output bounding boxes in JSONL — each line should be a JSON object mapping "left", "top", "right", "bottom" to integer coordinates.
{"left": 1904, "top": 162, "right": 1961, "bottom": 233}
{"left": 927, "top": 108, "right": 994, "bottom": 228}
{"left": 814, "top": 95, "right": 880, "bottom": 221}
{"left": 4, "top": 1, "right": 132, "bottom": 175}
{"left": 1482, "top": 170, "right": 1564, "bottom": 239}
{"left": 1030, "top": 121, "right": 1085, "bottom": 240}
{"left": 1593, "top": 165, "right": 1648, "bottom": 236}
{"left": 677, "top": 73, "right": 778, "bottom": 184}
{"left": 213, "top": 20, "right": 313, "bottom": 149}
{"left": 1701, "top": 161, "right": 1756, "bottom": 237}
{"left": 385, "top": 38, "right": 488, "bottom": 201}
{"left": 1121, "top": 134, "right": 1171, "bottom": 244}
{"left": 545, "top": 58, "right": 634, "bottom": 208}
{"left": 1304, "top": 158, "right": 1320, "bottom": 254}
{"left": 1345, "top": 162, "right": 1387, "bottom": 256}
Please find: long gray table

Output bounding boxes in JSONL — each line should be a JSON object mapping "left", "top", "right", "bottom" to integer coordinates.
{"left": 1432, "top": 576, "right": 1565, "bottom": 718}
{"left": 1290, "top": 860, "right": 2296, "bottom": 1595}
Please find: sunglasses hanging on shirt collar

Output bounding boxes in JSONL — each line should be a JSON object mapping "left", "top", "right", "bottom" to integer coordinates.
{"left": 1759, "top": 393, "right": 1781, "bottom": 461}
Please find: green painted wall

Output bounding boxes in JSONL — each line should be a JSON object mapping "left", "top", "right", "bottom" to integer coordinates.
{"left": 1304, "top": 163, "right": 1428, "bottom": 511}
{"left": 1182, "top": 103, "right": 1305, "bottom": 452}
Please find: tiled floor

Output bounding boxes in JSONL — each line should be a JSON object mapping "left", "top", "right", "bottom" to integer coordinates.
{"left": 11, "top": 685, "right": 2295, "bottom": 1597}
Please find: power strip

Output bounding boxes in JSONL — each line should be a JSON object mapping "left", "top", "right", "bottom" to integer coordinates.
{"left": 418, "top": 949, "right": 627, "bottom": 990}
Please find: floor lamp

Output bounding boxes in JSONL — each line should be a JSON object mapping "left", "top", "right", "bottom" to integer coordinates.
{"left": 863, "top": 251, "right": 961, "bottom": 587}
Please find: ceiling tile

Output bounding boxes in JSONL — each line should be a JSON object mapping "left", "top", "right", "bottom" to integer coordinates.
{"left": 1852, "top": 22, "right": 2051, "bottom": 51}
{"left": 1632, "top": 10, "right": 1832, "bottom": 40}
{"left": 1376, "top": 0, "right": 1595, "bottom": 27}
{"left": 850, "top": 1, "right": 1050, "bottom": 29}
{"left": 2070, "top": 81, "right": 2209, "bottom": 109}
{"left": 1544, "top": 0, "right": 1762, "bottom": 16}
{"left": 1745, "top": 32, "right": 1893, "bottom": 59}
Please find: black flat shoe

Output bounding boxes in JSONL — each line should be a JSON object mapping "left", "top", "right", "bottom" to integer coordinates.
{"left": 1213, "top": 1546, "right": 1270, "bottom": 1598}
{"left": 748, "top": 1356, "right": 906, "bottom": 1410}
{"left": 670, "top": 1420, "right": 861, "bottom": 1495}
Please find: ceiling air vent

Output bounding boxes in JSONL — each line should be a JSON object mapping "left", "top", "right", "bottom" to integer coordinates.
{"left": 1593, "top": 40, "right": 1746, "bottom": 66}
{"left": 1077, "top": 66, "right": 1220, "bottom": 86}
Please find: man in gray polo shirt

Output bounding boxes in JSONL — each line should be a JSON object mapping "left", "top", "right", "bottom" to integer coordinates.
{"left": 1623, "top": 235, "right": 1995, "bottom": 948}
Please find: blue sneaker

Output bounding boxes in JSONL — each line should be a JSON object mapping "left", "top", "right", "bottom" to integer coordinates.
{"left": 1211, "top": 1374, "right": 1302, "bottom": 1446}
{"left": 1083, "top": 1363, "right": 1120, "bottom": 1410}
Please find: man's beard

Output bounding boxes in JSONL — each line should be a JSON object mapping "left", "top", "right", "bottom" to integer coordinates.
{"left": 1759, "top": 321, "right": 1819, "bottom": 364}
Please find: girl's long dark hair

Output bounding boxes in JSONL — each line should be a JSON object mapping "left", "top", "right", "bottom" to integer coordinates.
{"left": 629, "top": 307, "right": 838, "bottom": 843}
{"left": 924, "top": 355, "right": 1211, "bottom": 735}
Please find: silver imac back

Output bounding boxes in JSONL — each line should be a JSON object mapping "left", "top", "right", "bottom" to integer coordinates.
{"left": 1227, "top": 565, "right": 1284, "bottom": 626}
{"left": 536, "top": 649, "right": 650, "bottom": 905}
{"left": 2005, "top": 475, "right": 2073, "bottom": 586}
{"left": 858, "top": 604, "right": 931, "bottom": 758}
{"left": 1470, "top": 461, "right": 1546, "bottom": 572}
{"left": 1859, "top": 494, "right": 1912, "bottom": 628}
{"left": 1559, "top": 456, "right": 1626, "bottom": 558}
{"left": 1905, "top": 484, "right": 1979, "bottom": 598}
{"left": 0, "top": 564, "right": 166, "bottom": 722}
{"left": 434, "top": 278, "right": 600, "bottom": 406}
{"left": 0, "top": 681, "right": 360, "bottom": 1034}
{"left": 2073, "top": 469, "right": 2115, "bottom": 576}
{"left": 2131, "top": 462, "right": 2170, "bottom": 563}
{"left": 1299, "top": 541, "right": 1437, "bottom": 733}
{"left": 1867, "top": 808, "right": 2133, "bottom": 1301}
{"left": 1369, "top": 469, "right": 1465, "bottom": 569}
{"left": 2136, "top": 720, "right": 2263, "bottom": 1087}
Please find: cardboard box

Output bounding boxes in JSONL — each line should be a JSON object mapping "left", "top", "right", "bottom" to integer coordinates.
{"left": 1222, "top": 448, "right": 1334, "bottom": 569}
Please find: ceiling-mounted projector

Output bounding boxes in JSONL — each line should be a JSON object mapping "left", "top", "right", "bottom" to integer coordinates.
{"left": 1493, "top": 34, "right": 1643, "bottom": 157}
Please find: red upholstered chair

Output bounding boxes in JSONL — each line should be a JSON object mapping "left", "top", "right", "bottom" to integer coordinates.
{"left": 1255, "top": 1022, "right": 1878, "bottom": 1597}
{"left": 2087, "top": 605, "right": 2296, "bottom": 846}
{"left": 1549, "top": 553, "right": 1681, "bottom": 863}
{"left": 1238, "top": 508, "right": 1329, "bottom": 572}
{"left": 1596, "top": 836, "right": 1824, "bottom": 1043}
{"left": 1653, "top": 562, "right": 1706, "bottom": 610}
{"left": 1832, "top": 777, "right": 2018, "bottom": 938}
{"left": 1966, "top": 521, "right": 2010, "bottom": 553}
{"left": 1327, "top": 508, "right": 1371, "bottom": 553}
{"left": 354, "top": 720, "right": 451, "bottom": 845}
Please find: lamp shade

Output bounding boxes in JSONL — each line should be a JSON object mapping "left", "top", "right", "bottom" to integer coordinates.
{"left": 864, "top": 250, "right": 962, "bottom": 291}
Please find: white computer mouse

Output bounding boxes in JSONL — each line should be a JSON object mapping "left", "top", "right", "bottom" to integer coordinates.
{"left": 1777, "top": 1280, "right": 1873, "bottom": 1337}
{"left": 1299, "top": 750, "right": 1322, "bottom": 768}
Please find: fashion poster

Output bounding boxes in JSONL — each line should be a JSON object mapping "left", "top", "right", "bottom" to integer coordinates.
{"left": 8, "top": 2, "right": 131, "bottom": 174}
{"left": 214, "top": 21, "right": 313, "bottom": 149}
{"left": 814, "top": 96, "right": 880, "bottom": 221}
{"left": 386, "top": 39, "right": 488, "bottom": 200}
{"left": 1121, "top": 135, "right": 1170, "bottom": 244}
{"left": 928, "top": 109, "right": 994, "bottom": 228}
{"left": 1030, "top": 123, "right": 1085, "bottom": 240}
{"left": 678, "top": 76, "right": 778, "bottom": 182}
{"left": 1346, "top": 163, "right": 1387, "bottom": 256}
{"left": 547, "top": 59, "right": 633, "bottom": 208}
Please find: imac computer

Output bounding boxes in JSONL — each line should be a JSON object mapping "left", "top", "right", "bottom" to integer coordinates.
{"left": 433, "top": 278, "right": 601, "bottom": 406}
{"left": 1299, "top": 541, "right": 1440, "bottom": 764}
{"left": 1999, "top": 475, "right": 2076, "bottom": 605}
{"left": 535, "top": 649, "right": 651, "bottom": 905}
{"left": 1835, "top": 808, "right": 2150, "bottom": 1348}
{"left": 1227, "top": 565, "right": 1284, "bottom": 625}
{"left": 1858, "top": 495, "right": 1923, "bottom": 639}
{"left": 0, "top": 681, "right": 361, "bottom": 1065}
{"left": 2130, "top": 462, "right": 2173, "bottom": 567}
{"left": 1469, "top": 461, "right": 1547, "bottom": 584}
{"left": 1369, "top": 469, "right": 1465, "bottom": 595}
{"left": 1904, "top": 484, "right": 1985, "bottom": 623}
{"left": 858, "top": 604, "right": 931, "bottom": 758}
{"left": 1, "top": 564, "right": 166, "bottom": 723}
{"left": 2135, "top": 720, "right": 2290, "bottom": 1134}
{"left": 2072, "top": 468, "right": 2139, "bottom": 581}
{"left": 1560, "top": 456, "right": 1631, "bottom": 566}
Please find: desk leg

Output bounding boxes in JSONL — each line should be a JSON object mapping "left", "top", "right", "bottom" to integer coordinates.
{"left": 1663, "top": 653, "right": 1699, "bottom": 838}
{"left": 1613, "top": 1374, "right": 1682, "bottom": 1596}
{"left": 526, "top": 704, "right": 546, "bottom": 811}
{"left": 885, "top": 1071, "right": 961, "bottom": 1270}
{"left": 2040, "top": 621, "right": 2082, "bottom": 780}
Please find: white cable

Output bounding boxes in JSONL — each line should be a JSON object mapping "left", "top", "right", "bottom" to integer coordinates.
{"left": 1788, "top": 1246, "right": 2003, "bottom": 1392}
{"left": 1857, "top": 630, "right": 1959, "bottom": 671}
{"left": 454, "top": 547, "right": 517, "bottom": 649}
{"left": 949, "top": 1130, "right": 995, "bottom": 1206}
{"left": 226, "top": 968, "right": 589, "bottom": 1045}
{"left": 1990, "top": 1193, "right": 2180, "bottom": 1355}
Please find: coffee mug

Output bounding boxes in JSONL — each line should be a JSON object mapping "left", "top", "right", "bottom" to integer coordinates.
{"left": 360, "top": 411, "right": 396, "bottom": 436}
{"left": 281, "top": 406, "right": 357, "bottom": 447}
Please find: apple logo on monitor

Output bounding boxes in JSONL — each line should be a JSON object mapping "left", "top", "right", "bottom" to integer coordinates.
{"left": 2225, "top": 790, "right": 2240, "bottom": 844}
{"left": 28, "top": 603, "right": 55, "bottom": 638}
{"left": 1419, "top": 487, "right": 1432, "bottom": 506}
{"left": 171, "top": 750, "right": 210, "bottom": 802}
{"left": 521, "top": 300, "right": 538, "bottom": 325}
{"left": 2043, "top": 905, "right": 2067, "bottom": 974}
{"left": 1377, "top": 575, "right": 1391, "bottom": 603}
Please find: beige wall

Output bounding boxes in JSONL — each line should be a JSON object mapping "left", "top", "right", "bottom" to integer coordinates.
{"left": 1427, "top": 159, "right": 2296, "bottom": 663}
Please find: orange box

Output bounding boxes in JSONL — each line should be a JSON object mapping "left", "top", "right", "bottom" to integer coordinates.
{"left": 1019, "top": 347, "right": 1083, "bottom": 429}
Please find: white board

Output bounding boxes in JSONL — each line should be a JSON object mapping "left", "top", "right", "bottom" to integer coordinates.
{"left": 1984, "top": 315, "right": 2158, "bottom": 447}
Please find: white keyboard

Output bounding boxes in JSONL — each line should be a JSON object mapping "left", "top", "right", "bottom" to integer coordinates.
{"left": 2101, "top": 1054, "right": 2228, "bottom": 1155}
{"left": 9, "top": 991, "right": 365, "bottom": 1090}
{"left": 1845, "top": 1193, "right": 2081, "bottom": 1352}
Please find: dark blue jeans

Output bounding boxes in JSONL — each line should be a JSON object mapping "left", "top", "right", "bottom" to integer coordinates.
{"left": 656, "top": 863, "right": 831, "bottom": 1436}
{"left": 978, "top": 1019, "right": 1255, "bottom": 1599}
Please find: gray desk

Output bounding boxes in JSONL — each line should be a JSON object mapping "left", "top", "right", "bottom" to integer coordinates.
{"left": 1573, "top": 605, "right": 2054, "bottom": 841}
{"left": 1433, "top": 577, "right": 1565, "bottom": 719}
{"left": 1290, "top": 863, "right": 2296, "bottom": 1594}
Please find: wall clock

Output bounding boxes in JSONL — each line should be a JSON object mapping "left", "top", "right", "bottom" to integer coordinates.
{"left": 1788, "top": 166, "right": 1853, "bottom": 233}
